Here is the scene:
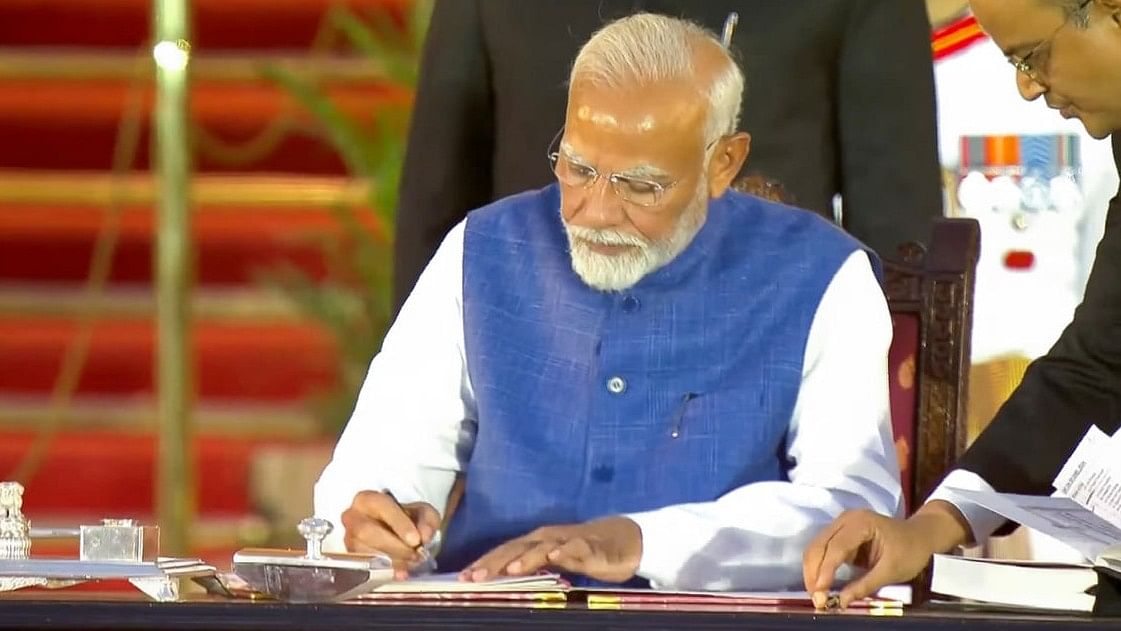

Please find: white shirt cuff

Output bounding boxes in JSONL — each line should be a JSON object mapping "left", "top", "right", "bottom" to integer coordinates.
{"left": 926, "top": 469, "right": 1009, "bottom": 544}
{"left": 625, "top": 509, "right": 693, "bottom": 588}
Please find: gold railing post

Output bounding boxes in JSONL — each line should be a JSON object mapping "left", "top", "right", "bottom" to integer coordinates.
{"left": 152, "top": 0, "right": 194, "bottom": 555}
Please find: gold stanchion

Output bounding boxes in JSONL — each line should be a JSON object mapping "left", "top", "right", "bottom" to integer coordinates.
{"left": 152, "top": 0, "right": 194, "bottom": 556}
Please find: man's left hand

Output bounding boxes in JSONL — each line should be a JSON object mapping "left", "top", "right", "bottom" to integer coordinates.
{"left": 462, "top": 516, "right": 642, "bottom": 583}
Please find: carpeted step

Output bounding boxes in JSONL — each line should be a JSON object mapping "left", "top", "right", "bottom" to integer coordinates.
{"left": 0, "top": 78, "right": 410, "bottom": 173}
{"left": 0, "top": 0, "right": 410, "bottom": 51}
{"left": 0, "top": 317, "right": 340, "bottom": 402}
{"left": 0, "top": 431, "right": 322, "bottom": 515}
{"left": 0, "top": 172, "right": 382, "bottom": 285}
{"left": 0, "top": 394, "right": 324, "bottom": 439}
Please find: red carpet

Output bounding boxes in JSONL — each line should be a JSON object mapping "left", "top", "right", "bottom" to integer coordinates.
{"left": 0, "top": 319, "right": 339, "bottom": 401}
{"left": 0, "top": 0, "right": 410, "bottom": 50}
{"left": 0, "top": 202, "right": 384, "bottom": 284}
{"left": 0, "top": 432, "right": 297, "bottom": 514}
{"left": 0, "top": 0, "right": 407, "bottom": 561}
{"left": 0, "top": 80, "right": 411, "bottom": 173}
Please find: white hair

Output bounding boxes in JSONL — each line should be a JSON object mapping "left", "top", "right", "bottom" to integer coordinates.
{"left": 569, "top": 12, "right": 744, "bottom": 145}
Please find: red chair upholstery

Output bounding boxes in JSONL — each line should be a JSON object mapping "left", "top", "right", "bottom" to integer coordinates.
{"left": 888, "top": 311, "right": 921, "bottom": 512}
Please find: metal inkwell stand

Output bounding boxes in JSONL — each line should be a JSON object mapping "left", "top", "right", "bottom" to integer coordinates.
{"left": 0, "top": 481, "right": 396, "bottom": 603}
{"left": 0, "top": 481, "right": 217, "bottom": 601}
{"left": 230, "top": 517, "right": 395, "bottom": 603}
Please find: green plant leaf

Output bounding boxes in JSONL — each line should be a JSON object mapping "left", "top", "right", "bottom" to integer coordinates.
{"left": 261, "top": 65, "right": 378, "bottom": 180}
{"left": 263, "top": 1, "right": 432, "bottom": 435}
{"left": 329, "top": 6, "right": 417, "bottom": 86}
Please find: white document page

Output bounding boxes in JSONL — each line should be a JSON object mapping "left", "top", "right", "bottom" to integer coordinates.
{"left": 944, "top": 488, "right": 1121, "bottom": 561}
{"left": 1052, "top": 425, "right": 1121, "bottom": 527}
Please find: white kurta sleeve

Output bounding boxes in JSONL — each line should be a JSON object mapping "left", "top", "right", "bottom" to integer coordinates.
{"left": 314, "top": 221, "right": 476, "bottom": 553}
{"left": 626, "top": 251, "right": 902, "bottom": 590}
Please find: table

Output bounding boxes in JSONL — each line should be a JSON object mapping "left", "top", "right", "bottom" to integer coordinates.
{"left": 1, "top": 593, "right": 1119, "bottom": 631}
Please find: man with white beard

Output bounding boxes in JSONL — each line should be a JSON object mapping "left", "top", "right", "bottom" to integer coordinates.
{"left": 314, "top": 12, "right": 901, "bottom": 591}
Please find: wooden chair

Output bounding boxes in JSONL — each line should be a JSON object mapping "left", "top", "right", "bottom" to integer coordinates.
{"left": 730, "top": 174, "right": 981, "bottom": 513}
{"left": 884, "top": 217, "right": 980, "bottom": 513}
{"left": 884, "top": 217, "right": 980, "bottom": 601}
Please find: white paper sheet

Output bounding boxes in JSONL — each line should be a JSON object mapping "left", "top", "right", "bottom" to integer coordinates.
{"left": 1051, "top": 425, "right": 1121, "bottom": 526}
{"left": 944, "top": 488, "right": 1121, "bottom": 561}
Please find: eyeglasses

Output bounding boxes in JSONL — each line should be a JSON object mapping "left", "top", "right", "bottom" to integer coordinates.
{"left": 1007, "top": 0, "right": 1092, "bottom": 84}
{"left": 546, "top": 128, "right": 722, "bottom": 208}
{"left": 547, "top": 128, "right": 680, "bottom": 207}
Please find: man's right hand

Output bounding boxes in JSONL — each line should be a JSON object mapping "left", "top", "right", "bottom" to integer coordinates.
{"left": 801, "top": 501, "right": 974, "bottom": 609}
{"left": 341, "top": 490, "right": 441, "bottom": 576}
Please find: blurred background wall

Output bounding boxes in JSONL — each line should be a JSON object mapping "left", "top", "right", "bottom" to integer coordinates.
{"left": 0, "top": 0, "right": 429, "bottom": 562}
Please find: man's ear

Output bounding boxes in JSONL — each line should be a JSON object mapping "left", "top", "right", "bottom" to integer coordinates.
{"left": 1098, "top": 0, "right": 1121, "bottom": 24}
{"left": 707, "top": 132, "right": 751, "bottom": 198}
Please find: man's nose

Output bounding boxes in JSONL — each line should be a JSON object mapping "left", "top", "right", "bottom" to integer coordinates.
{"left": 577, "top": 179, "right": 626, "bottom": 228}
{"left": 1016, "top": 71, "right": 1047, "bottom": 101}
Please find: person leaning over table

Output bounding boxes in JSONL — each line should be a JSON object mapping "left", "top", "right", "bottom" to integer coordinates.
{"left": 314, "top": 13, "right": 902, "bottom": 591}
{"left": 803, "top": 0, "right": 1121, "bottom": 609}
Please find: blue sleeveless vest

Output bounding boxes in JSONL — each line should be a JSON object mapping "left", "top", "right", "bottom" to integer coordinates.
{"left": 438, "top": 184, "right": 877, "bottom": 584}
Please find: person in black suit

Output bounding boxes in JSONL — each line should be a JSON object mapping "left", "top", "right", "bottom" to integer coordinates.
{"left": 392, "top": 0, "right": 942, "bottom": 310}
{"left": 803, "top": 0, "right": 1121, "bottom": 609}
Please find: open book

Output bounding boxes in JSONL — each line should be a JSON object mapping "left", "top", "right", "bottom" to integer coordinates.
{"left": 354, "top": 571, "right": 909, "bottom": 608}
{"left": 932, "top": 425, "right": 1121, "bottom": 612}
{"left": 355, "top": 572, "right": 570, "bottom": 602}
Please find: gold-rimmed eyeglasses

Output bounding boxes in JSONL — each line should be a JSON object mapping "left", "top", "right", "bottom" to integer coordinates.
{"left": 1007, "top": 0, "right": 1092, "bottom": 84}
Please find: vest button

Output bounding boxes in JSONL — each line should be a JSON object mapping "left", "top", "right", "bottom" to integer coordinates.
{"left": 606, "top": 376, "right": 626, "bottom": 394}
{"left": 621, "top": 295, "right": 640, "bottom": 313}
{"left": 591, "top": 465, "right": 615, "bottom": 483}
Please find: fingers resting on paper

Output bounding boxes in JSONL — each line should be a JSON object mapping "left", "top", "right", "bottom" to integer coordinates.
{"left": 463, "top": 517, "right": 643, "bottom": 584}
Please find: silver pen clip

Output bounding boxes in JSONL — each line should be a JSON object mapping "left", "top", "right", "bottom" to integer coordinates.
{"left": 669, "top": 392, "right": 699, "bottom": 439}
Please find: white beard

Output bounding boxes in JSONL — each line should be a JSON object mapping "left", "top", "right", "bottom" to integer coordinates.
{"left": 563, "top": 186, "right": 707, "bottom": 292}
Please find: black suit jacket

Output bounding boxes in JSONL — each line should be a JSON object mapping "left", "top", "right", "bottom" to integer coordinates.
{"left": 956, "top": 135, "right": 1121, "bottom": 496}
{"left": 393, "top": 0, "right": 943, "bottom": 309}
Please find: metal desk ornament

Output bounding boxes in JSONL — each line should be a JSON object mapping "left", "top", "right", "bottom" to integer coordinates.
{"left": 0, "top": 481, "right": 217, "bottom": 601}
{"left": 0, "top": 481, "right": 31, "bottom": 560}
{"left": 231, "top": 517, "right": 394, "bottom": 603}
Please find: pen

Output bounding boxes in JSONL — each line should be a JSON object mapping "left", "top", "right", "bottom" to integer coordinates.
{"left": 669, "top": 392, "right": 698, "bottom": 439}
{"left": 383, "top": 489, "right": 429, "bottom": 560}
{"left": 721, "top": 12, "right": 738, "bottom": 48}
